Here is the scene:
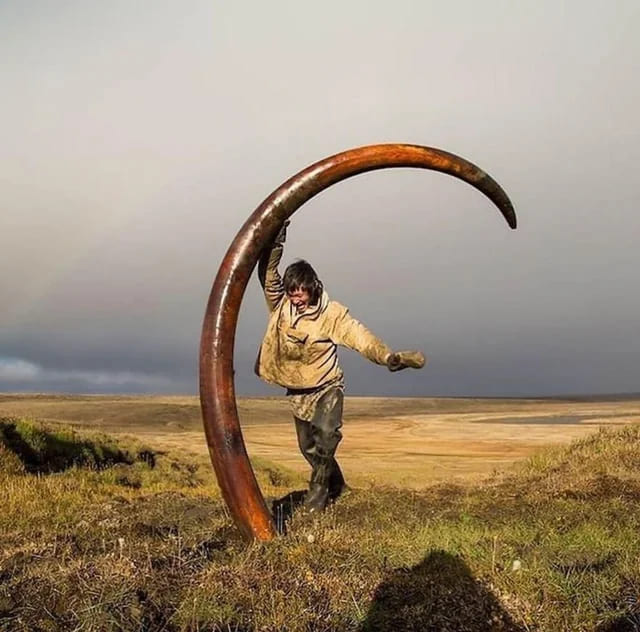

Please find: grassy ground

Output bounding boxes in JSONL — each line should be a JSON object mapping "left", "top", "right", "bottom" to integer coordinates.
{"left": 2, "top": 411, "right": 640, "bottom": 631}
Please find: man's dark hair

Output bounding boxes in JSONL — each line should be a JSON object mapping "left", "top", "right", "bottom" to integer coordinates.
{"left": 283, "top": 259, "right": 323, "bottom": 305}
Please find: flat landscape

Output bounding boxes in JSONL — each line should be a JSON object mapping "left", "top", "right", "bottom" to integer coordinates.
{"left": 3, "top": 393, "right": 640, "bottom": 631}
{"left": 2, "top": 393, "right": 639, "bottom": 487}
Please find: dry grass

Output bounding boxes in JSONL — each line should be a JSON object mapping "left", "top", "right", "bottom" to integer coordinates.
{"left": 1, "top": 395, "right": 640, "bottom": 631}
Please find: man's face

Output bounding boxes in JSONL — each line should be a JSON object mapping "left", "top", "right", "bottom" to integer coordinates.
{"left": 287, "top": 288, "right": 311, "bottom": 313}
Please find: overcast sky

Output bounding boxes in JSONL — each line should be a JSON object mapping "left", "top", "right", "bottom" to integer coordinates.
{"left": 1, "top": 1, "right": 639, "bottom": 397}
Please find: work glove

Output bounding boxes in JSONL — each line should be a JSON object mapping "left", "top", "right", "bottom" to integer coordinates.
{"left": 273, "top": 219, "right": 290, "bottom": 246}
{"left": 387, "top": 350, "right": 426, "bottom": 372}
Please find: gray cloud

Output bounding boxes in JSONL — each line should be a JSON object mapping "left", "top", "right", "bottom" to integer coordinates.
{"left": 0, "top": 357, "right": 173, "bottom": 392}
{"left": 1, "top": 0, "right": 639, "bottom": 396}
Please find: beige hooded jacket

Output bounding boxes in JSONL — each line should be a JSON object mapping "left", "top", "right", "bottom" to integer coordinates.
{"left": 254, "top": 243, "right": 392, "bottom": 390}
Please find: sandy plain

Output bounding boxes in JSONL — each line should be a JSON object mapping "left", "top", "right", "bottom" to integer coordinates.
{"left": 1, "top": 393, "right": 639, "bottom": 488}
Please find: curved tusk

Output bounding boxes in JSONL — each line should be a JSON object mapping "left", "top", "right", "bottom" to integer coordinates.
{"left": 199, "top": 144, "right": 517, "bottom": 541}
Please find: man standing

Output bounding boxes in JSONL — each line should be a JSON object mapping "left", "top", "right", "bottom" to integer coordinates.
{"left": 255, "top": 220, "right": 425, "bottom": 513}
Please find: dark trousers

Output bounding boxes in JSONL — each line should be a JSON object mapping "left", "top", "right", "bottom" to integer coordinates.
{"left": 294, "top": 387, "right": 346, "bottom": 498}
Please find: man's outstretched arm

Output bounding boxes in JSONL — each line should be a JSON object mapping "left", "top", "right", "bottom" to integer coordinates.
{"left": 328, "top": 302, "right": 425, "bottom": 371}
{"left": 257, "top": 221, "right": 289, "bottom": 312}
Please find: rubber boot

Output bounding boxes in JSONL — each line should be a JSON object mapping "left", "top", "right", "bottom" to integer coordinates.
{"left": 303, "top": 457, "right": 331, "bottom": 513}
{"left": 295, "top": 417, "right": 346, "bottom": 503}
{"left": 327, "top": 458, "right": 346, "bottom": 501}
{"left": 302, "top": 387, "right": 345, "bottom": 513}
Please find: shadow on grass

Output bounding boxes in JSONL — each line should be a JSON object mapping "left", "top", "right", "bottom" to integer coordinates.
{"left": 360, "top": 550, "right": 525, "bottom": 632}
{"left": 597, "top": 609, "right": 640, "bottom": 632}
{"left": 0, "top": 419, "right": 146, "bottom": 473}
{"left": 271, "top": 490, "right": 307, "bottom": 534}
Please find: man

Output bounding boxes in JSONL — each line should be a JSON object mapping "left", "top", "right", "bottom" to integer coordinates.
{"left": 255, "top": 220, "right": 425, "bottom": 513}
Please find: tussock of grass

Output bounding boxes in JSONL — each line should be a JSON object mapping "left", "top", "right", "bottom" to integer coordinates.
{"left": 0, "top": 417, "right": 153, "bottom": 474}
{"left": 2, "top": 419, "right": 640, "bottom": 631}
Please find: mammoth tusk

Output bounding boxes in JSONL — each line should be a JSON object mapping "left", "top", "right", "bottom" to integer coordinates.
{"left": 199, "top": 144, "right": 517, "bottom": 541}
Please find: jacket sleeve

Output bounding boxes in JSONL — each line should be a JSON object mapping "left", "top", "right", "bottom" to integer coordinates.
{"left": 328, "top": 302, "right": 392, "bottom": 366}
{"left": 258, "top": 243, "right": 285, "bottom": 312}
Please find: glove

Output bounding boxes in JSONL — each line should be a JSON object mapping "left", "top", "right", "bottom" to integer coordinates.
{"left": 273, "top": 219, "right": 290, "bottom": 246}
{"left": 387, "top": 350, "right": 426, "bottom": 372}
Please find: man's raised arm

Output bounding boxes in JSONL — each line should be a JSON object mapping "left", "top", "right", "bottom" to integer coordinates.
{"left": 257, "top": 220, "right": 289, "bottom": 312}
